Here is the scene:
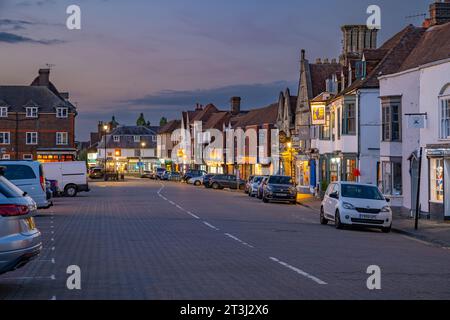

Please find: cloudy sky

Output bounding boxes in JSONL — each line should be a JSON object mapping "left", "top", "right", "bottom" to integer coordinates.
{"left": 0, "top": 0, "right": 431, "bottom": 140}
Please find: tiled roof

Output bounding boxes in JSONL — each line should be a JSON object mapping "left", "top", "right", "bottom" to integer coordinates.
{"left": 0, "top": 86, "right": 76, "bottom": 113}
{"left": 98, "top": 126, "right": 157, "bottom": 149}
{"left": 203, "top": 112, "right": 231, "bottom": 130}
{"left": 158, "top": 120, "right": 181, "bottom": 134}
{"left": 398, "top": 22, "right": 450, "bottom": 72}
{"left": 309, "top": 63, "right": 342, "bottom": 98}
{"left": 231, "top": 103, "right": 278, "bottom": 128}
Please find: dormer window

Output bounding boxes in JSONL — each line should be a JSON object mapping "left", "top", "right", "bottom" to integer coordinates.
{"left": 0, "top": 106, "right": 7, "bottom": 118}
{"left": 134, "top": 135, "right": 141, "bottom": 142}
{"left": 113, "top": 136, "right": 120, "bottom": 142}
{"left": 26, "top": 107, "right": 38, "bottom": 118}
{"left": 56, "top": 107, "right": 68, "bottom": 118}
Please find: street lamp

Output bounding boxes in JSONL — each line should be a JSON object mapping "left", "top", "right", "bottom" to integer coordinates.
{"left": 140, "top": 142, "right": 146, "bottom": 175}
{"left": 103, "top": 124, "right": 109, "bottom": 181}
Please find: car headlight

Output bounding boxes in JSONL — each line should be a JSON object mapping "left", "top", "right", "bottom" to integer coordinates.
{"left": 381, "top": 206, "right": 391, "bottom": 212}
{"left": 290, "top": 187, "right": 297, "bottom": 194}
{"left": 342, "top": 202, "right": 355, "bottom": 210}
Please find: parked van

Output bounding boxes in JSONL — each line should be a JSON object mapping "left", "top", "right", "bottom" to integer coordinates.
{"left": 42, "top": 162, "right": 90, "bottom": 197}
{"left": 0, "top": 161, "right": 51, "bottom": 209}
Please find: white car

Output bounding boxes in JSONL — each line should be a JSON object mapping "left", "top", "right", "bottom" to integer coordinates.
{"left": 188, "top": 176, "right": 204, "bottom": 186}
{"left": 248, "top": 176, "right": 266, "bottom": 197}
{"left": 320, "top": 182, "right": 392, "bottom": 233}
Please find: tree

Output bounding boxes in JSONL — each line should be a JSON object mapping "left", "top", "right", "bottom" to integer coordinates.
{"left": 136, "top": 113, "right": 146, "bottom": 126}
{"left": 160, "top": 117, "right": 168, "bottom": 127}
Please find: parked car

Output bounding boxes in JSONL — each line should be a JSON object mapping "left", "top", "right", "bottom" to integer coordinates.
{"left": 257, "top": 176, "right": 269, "bottom": 199}
{"left": 244, "top": 176, "right": 255, "bottom": 194}
{"left": 182, "top": 170, "right": 207, "bottom": 183}
{"left": 0, "top": 168, "right": 42, "bottom": 275}
{"left": 45, "top": 180, "right": 52, "bottom": 201}
{"left": 248, "top": 176, "right": 266, "bottom": 197}
{"left": 161, "top": 171, "right": 170, "bottom": 181}
{"left": 203, "top": 174, "right": 217, "bottom": 188}
{"left": 188, "top": 176, "right": 204, "bottom": 186}
{"left": 140, "top": 170, "right": 153, "bottom": 179}
{"left": 320, "top": 182, "right": 392, "bottom": 233}
{"left": 168, "top": 172, "right": 182, "bottom": 182}
{"left": 42, "top": 162, "right": 90, "bottom": 197}
{"left": 209, "top": 174, "right": 245, "bottom": 190}
{"left": 0, "top": 161, "right": 51, "bottom": 209}
{"left": 154, "top": 168, "right": 166, "bottom": 180}
{"left": 89, "top": 167, "right": 104, "bottom": 179}
{"left": 261, "top": 175, "right": 297, "bottom": 204}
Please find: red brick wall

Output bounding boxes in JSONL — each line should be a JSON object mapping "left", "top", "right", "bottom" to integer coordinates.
{"left": 0, "top": 112, "right": 76, "bottom": 160}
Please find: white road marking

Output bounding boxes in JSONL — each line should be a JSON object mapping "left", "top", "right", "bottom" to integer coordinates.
{"left": 176, "top": 205, "right": 183, "bottom": 210}
{"left": 168, "top": 201, "right": 175, "bottom": 205}
{"left": 1, "top": 275, "right": 55, "bottom": 281}
{"left": 269, "top": 257, "right": 327, "bottom": 285}
{"left": 50, "top": 296, "right": 57, "bottom": 300}
{"left": 224, "top": 233, "right": 254, "bottom": 248}
{"left": 187, "top": 211, "right": 200, "bottom": 219}
{"left": 203, "top": 221, "right": 219, "bottom": 231}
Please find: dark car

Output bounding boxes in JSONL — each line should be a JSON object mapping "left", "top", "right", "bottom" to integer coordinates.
{"left": 153, "top": 168, "right": 166, "bottom": 180}
{"left": 161, "top": 171, "right": 170, "bottom": 181}
{"left": 209, "top": 174, "right": 245, "bottom": 190}
{"left": 262, "top": 175, "right": 297, "bottom": 204}
{"left": 182, "top": 170, "right": 207, "bottom": 182}
{"left": 203, "top": 174, "right": 217, "bottom": 188}
{"left": 89, "top": 167, "right": 104, "bottom": 179}
{"left": 46, "top": 179, "right": 59, "bottom": 197}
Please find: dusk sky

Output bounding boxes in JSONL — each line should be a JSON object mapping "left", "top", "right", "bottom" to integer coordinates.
{"left": 0, "top": 0, "right": 431, "bottom": 140}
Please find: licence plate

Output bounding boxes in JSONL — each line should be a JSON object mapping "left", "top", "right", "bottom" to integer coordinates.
{"left": 360, "top": 214, "right": 377, "bottom": 220}
{"left": 25, "top": 217, "right": 36, "bottom": 230}
{"left": 275, "top": 193, "right": 287, "bottom": 197}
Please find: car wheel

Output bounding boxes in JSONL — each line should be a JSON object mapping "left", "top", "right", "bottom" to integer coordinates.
{"left": 320, "top": 207, "right": 328, "bottom": 225}
{"left": 381, "top": 226, "right": 392, "bottom": 233}
{"left": 335, "top": 211, "right": 344, "bottom": 229}
{"left": 212, "top": 182, "right": 220, "bottom": 190}
{"left": 64, "top": 185, "right": 77, "bottom": 197}
{"left": 262, "top": 194, "right": 269, "bottom": 203}
{"left": 194, "top": 181, "right": 201, "bottom": 186}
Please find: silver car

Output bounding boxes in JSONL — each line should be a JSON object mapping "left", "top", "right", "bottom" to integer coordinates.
{"left": 0, "top": 170, "right": 42, "bottom": 275}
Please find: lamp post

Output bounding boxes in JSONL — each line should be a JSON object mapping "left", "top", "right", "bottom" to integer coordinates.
{"left": 103, "top": 124, "right": 109, "bottom": 181}
{"left": 140, "top": 141, "right": 146, "bottom": 175}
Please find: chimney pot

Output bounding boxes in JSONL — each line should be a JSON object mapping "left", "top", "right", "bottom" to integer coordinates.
{"left": 323, "top": 58, "right": 329, "bottom": 64}
{"left": 316, "top": 58, "right": 322, "bottom": 64}
{"left": 38, "top": 68, "right": 50, "bottom": 86}
{"left": 231, "top": 97, "right": 241, "bottom": 115}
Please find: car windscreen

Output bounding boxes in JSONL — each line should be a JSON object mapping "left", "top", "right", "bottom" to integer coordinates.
{"left": 341, "top": 184, "right": 384, "bottom": 200}
{"left": 253, "top": 177, "right": 263, "bottom": 183}
{"left": 2, "top": 165, "right": 37, "bottom": 180}
{"left": 0, "top": 176, "right": 25, "bottom": 198}
{"left": 268, "top": 176, "right": 292, "bottom": 185}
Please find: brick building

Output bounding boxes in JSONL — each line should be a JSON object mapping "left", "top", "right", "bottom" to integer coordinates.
{"left": 0, "top": 69, "right": 77, "bottom": 162}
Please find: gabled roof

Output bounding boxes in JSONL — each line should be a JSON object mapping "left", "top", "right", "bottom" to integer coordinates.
{"left": 109, "top": 125, "right": 157, "bottom": 136}
{"left": 159, "top": 120, "right": 181, "bottom": 134}
{"left": 309, "top": 63, "right": 342, "bottom": 98}
{"left": 98, "top": 126, "right": 157, "bottom": 149}
{"left": 398, "top": 22, "right": 450, "bottom": 72}
{"left": 232, "top": 103, "right": 278, "bottom": 128}
{"left": 203, "top": 112, "right": 231, "bottom": 130}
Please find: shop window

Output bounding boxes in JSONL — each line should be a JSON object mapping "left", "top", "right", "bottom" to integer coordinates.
{"left": 381, "top": 160, "right": 402, "bottom": 196}
{"left": 430, "top": 158, "right": 444, "bottom": 203}
{"left": 342, "top": 103, "right": 356, "bottom": 135}
{"left": 330, "top": 160, "right": 339, "bottom": 182}
{"left": 345, "top": 159, "right": 357, "bottom": 182}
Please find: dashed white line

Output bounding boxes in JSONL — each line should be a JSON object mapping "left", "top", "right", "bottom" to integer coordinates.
{"left": 224, "top": 233, "right": 255, "bottom": 248}
{"left": 269, "top": 257, "right": 327, "bottom": 285}
{"left": 187, "top": 211, "right": 200, "bottom": 219}
{"left": 203, "top": 221, "right": 219, "bottom": 231}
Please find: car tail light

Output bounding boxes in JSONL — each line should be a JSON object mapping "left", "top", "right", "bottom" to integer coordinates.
{"left": 40, "top": 175, "right": 45, "bottom": 191}
{"left": 0, "top": 204, "right": 30, "bottom": 217}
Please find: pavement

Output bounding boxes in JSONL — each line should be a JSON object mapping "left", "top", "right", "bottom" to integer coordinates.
{"left": 1, "top": 178, "right": 450, "bottom": 300}
{"left": 297, "top": 195, "right": 450, "bottom": 249}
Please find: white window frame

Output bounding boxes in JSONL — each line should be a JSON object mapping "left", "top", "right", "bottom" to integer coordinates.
{"left": 440, "top": 97, "right": 450, "bottom": 140}
{"left": 113, "top": 135, "right": 120, "bottom": 142}
{"left": 26, "top": 107, "right": 38, "bottom": 118}
{"left": 26, "top": 132, "right": 38, "bottom": 145}
{"left": 56, "top": 107, "right": 68, "bottom": 118}
{"left": 2, "top": 154, "right": 10, "bottom": 160}
{"left": 56, "top": 132, "right": 68, "bottom": 145}
{"left": 23, "top": 154, "right": 33, "bottom": 160}
{"left": 134, "top": 135, "right": 141, "bottom": 142}
{"left": 0, "top": 132, "right": 10, "bottom": 145}
{"left": 0, "top": 106, "right": 8, "bottom": 118}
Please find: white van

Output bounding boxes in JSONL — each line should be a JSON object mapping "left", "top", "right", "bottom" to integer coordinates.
{"left": 42, "top": 162, "right": 90, "bottom": 197}
{"left": 0, "top": 161, "right": 51, "bottom": 209}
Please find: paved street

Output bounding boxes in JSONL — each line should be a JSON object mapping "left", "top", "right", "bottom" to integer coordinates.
{"left": 1, "top": 178, "right": 450, "bottom": 300}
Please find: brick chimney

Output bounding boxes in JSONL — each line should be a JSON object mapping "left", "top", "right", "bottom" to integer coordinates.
{"left": 231, "top": 97, "right": 241, "bottom": 115}
{"left": 423, "top": 0, "right": 450, "bottom": 28}
{"left": 37, "top": 68, "right": 50, "bottom": 86}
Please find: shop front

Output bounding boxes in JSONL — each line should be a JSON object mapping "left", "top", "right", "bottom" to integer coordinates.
{"left": 427, "top": 146, "right": 450, "bottom": 220}
{"left": 37, "top": 149, "right": 76, "bottom": 163}
{"left": 319, "top": 153, "right": 359, "bottom": 185}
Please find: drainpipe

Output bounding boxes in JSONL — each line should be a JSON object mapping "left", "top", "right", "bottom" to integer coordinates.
{"left": 356, "top": 90, "right": 361, "bottom": 183}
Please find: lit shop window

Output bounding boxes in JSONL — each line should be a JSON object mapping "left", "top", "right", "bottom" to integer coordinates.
{"left": 430, "top": 159, "right": 444, "bottom": 203}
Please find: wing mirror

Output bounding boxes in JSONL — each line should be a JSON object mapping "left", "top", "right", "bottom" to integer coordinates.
{"left": 329, "top": 192, "right": 339, "bottom": 199}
